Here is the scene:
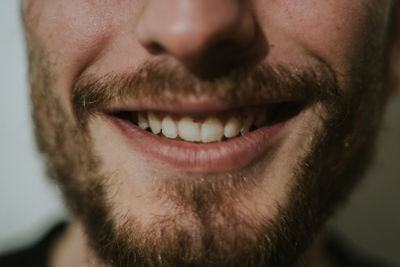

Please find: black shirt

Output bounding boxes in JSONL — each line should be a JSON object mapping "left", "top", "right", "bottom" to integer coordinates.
{"left": 0, "top": 223, "right": 66, "bottom": 267}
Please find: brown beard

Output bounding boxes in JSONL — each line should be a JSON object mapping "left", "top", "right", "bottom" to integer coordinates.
{"left": 27, "top": 12, "right": 390, "bottom": 266}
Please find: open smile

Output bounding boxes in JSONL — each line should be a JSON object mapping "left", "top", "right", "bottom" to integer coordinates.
{"left": 103, "top": 100, "right": 306, "bottom": 173}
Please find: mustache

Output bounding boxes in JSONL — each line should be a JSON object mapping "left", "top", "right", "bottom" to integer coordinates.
{"left": 71, "top": 61, "right": 339, "bottom": 123}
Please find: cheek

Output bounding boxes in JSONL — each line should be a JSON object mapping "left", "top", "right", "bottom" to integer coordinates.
{"left": 285, "top": 1, "right": 368, "bottom": 63}
{"left": 25, "top": 0, "right": 138, "bottom": 111}
{"left": 255, "top": 0, "right": 387, "bottom": 86}
{"left": 29, "top": 1, "right": 113, "bottom": 63}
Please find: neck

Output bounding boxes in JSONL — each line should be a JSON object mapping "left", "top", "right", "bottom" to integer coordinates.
{"left": 50, "top": 220, "right": 335, "bottom": 267}
{"left": 294, "top": 234, "right": 337, "bottom": 267}
{"left": 49, "top": 221, "right": 108, "bottom": 267}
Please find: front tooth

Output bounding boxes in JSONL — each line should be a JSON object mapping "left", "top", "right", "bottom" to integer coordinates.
{"left": 224, "top": 117, "right": 240, "bottom": 138}
{"left": 148, "top": 112, "right": 161, "bottom": 134}
{"left": 240, "top": 114, "right": 254, "bottom": 136}
{"left": 138, "top": 113, "right": 150, "bottom": 129}
{"left": 161, "top": 115, "right": 178, "bottom": 139}
{"left": 201, "top": 117, "right": 224, "bottom": 143}
{"left": 178, "top": 117, "right": 201, "bottom": 142}
{"left": 254, "top": 110, "right": 267, "bottom": 127}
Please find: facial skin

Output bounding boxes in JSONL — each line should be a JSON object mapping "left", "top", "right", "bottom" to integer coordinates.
{"left": 23, "top": 1, "right": 398, "bottom": 266}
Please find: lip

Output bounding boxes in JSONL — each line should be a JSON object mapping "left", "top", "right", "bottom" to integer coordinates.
{"left": 103, "top": 107, "right": 297, "bottom": 173}
{"left": 104, "top": 95, "right": 306, "bottom": 116}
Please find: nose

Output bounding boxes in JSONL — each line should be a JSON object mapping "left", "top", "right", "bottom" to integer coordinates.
{"left": 136, "top": 0, "right": 257, "bottom": 74}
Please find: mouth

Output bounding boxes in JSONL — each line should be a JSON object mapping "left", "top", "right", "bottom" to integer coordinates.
{"left": 103, "top": 100, "right": 306, "bottom": 173}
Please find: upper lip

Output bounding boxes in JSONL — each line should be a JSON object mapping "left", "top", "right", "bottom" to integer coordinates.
{"left": 103, "top": 94, "right": 307, "bottom": 115}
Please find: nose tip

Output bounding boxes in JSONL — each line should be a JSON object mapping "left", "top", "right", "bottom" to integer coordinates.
{"left": 137, "top": 0, "right": 257, "bottom": 71}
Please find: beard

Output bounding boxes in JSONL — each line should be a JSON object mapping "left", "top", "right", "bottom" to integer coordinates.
{"left": 28, "top": 24, "right": 389, "bottom": 266}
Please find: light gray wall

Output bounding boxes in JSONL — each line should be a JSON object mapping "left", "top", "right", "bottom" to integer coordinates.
{"left": 330, "top": 94, "right": 400, "bottom": 264}
{"left": 0, "top": 0, "right": 67, "bottom": 252}
{"left": 0, "top": 0, "right": 399, "bottom": 265}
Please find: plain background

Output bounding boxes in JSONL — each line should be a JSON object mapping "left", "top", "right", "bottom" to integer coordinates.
{"left": 0, "top": 1, "right": 399, "bottom": 265}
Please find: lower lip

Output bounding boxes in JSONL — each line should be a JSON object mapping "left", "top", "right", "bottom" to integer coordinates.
{"left": 106, "top": 115, "right": 290, "bottom": 173}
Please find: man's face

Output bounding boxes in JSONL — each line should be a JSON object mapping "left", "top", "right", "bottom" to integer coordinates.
{"left": 23, "top": 1, "right": 395, "bottom": 266}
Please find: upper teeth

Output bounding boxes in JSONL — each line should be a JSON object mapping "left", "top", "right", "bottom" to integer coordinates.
{"left": 137, "top": 109, "right": 268, "bottom": 143}
{"left": 178, "top": 116, "right": 202, "bottom": 142}
{"left": 224, "top": 117, "right": 241, "bottom": 138}
{"left": 161, "top": 115, "right": 178, "bottom": 139}
{"left": 201, "top": 117, "right": 224, "bottom": 143}
{"left": 138, "top": 113, "right": 150, "bottom": 130}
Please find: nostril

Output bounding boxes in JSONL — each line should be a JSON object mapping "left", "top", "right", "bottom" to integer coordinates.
{"left": 147, "top": 42, "right": 164, "bottom": 55}
{"left": 212, "top": 38, "right": 236, "bottom": 50}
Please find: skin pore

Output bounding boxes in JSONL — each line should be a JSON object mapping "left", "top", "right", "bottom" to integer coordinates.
{"left": 22, "top": 0, "right": 398, "bottom": 266}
